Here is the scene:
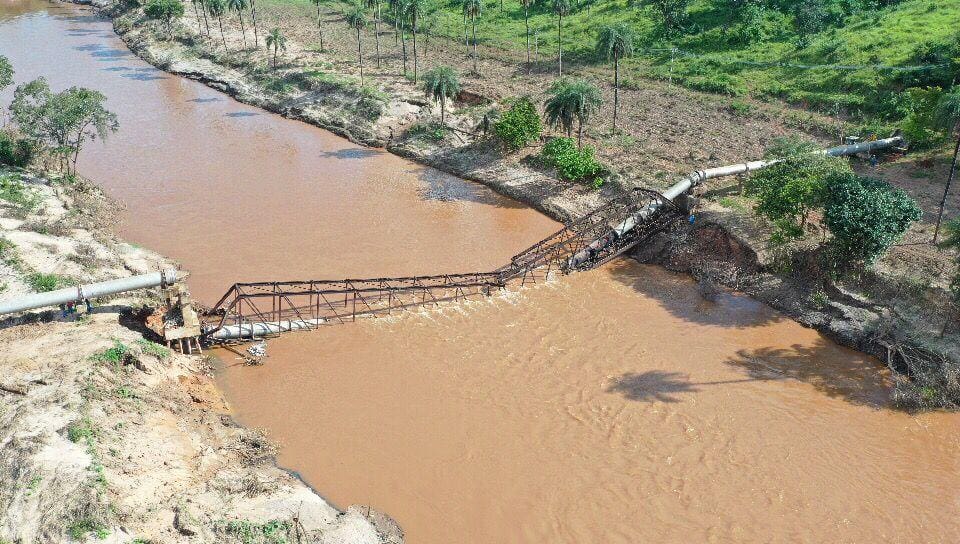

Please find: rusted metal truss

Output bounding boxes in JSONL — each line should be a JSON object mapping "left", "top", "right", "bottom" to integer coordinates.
{"left": 201, "top": 188, "right": 681, "bottom": 342}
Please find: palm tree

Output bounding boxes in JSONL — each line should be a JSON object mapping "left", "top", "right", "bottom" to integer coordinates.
{"left": 423, "top": 65, "right": 460, "bottom": 125}
{"left": 311, "top": 0, "right": 325, "bottom": 51}
{"left": 544, "top": 78, "right": 601, "bottom": 147}
{"left": 207, "top": 0, "right": 228, "bottom": 50}
{"left": 198, "top": 0, "right": 211, "bottom": 37}
{"left": 266, "top": 27, "right": 286, "bottom": 68}
{"left": 191, "top": 0, "right": 204, "bottom": 34}
{"left": 405, "top": 0, "right": 427, "bottom": 82}
{"left": 249, "top": 0, "right": 259, "bottom": 48}
{"left": 552, "top": 0, "right": 570, "bottom": 76}
{"left": 225, "top": 0, "right": 249, "bottom": 49}
{"left": 462, "top": 0, "right": 481, "bottom": 74}
{"left": 521, "top": 0, "right": 533, "bottom": 73}
{"left": 346, "top": 5, "right": 368, "bottom": 85}
{"left": 595, "top": 23, "right": 634, "bottom": 132}
{"left": 934, "top": 87, "right": 960, "bottom": 243}
{"left": 365, "top": 0, "right": 382, "bottom": 68}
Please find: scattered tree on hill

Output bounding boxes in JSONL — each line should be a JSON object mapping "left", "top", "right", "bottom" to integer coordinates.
{"left": 144, "top": 0, "right": 185, "bottom": 37}
{"left": 225, "top": 0, "right": 249, "bottom": 49}
{"left": 195, "top": 0, "right": 212, "bottom": 37}
{"left": 823, "top": 173, "right": 921, "bottom": 267}
{"left": 265, "top": 27, "right": 287, "bottom": 69}
{"left": 249, "top": 0, "right": 260, "bottom": 48}
{"left": 423, "top": 66, "right": 460, "bottom": 125}
{"left": 206, "top": 0, "right": 229, "bottom": 50}
{"left": 346, "top": 5, "right": 369, "bottom": 85}
{"left": 650, "top": 0, "right": 688, "bottom": 36}
{"left": 792, "top": 0, "right": 827, "bottom": 45}
{"left": 596, "top": 23, "right": 634, "bottom": 132}
{"left": 933, "top": 86, "right": 960, "bottom": 244}
{"left": 189, "top": 0, "right": 204, "bottom": 35}
{"left": 405, "top": 0, "right": 428, "bottom": 82}
{"left": 552, "top": 0, "right": 570, "bottom": 76}
{"left": 494, "top": 96, "right": 543, "bottom": 150}
{"left": 311, "top": 0, "right": 326, "bottom": 51}
{"left": 544, "top": 78, "right": 601, "bottom": 148}
{"left": 9, "top": 78, "right": 118, "bottom": 175}
{"left": 520, "top": 0, "right": 533, "bottom": 73}
{"left": 463, "top": 0, "right": 482, "bottom": 74}
{"left": 366, "top": 0, "right": 383, "bottom": 67}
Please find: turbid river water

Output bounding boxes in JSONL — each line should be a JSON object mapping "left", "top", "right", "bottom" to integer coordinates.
{"left": 2, "top": 3, "right": 959, "bottom": 543}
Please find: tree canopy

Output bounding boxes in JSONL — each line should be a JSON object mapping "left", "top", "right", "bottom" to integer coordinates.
{"left": 144, "top": 0, "right": 185, "bottom": 35}
{"left": 10, "top": 78, "right": 119, "bottom": 174}
{"left": 422, "top": 65, "right": 460, "bottom": 124}
{"left": 0, "top": 55, "right": 12, "bottom": 92}
{"left": 544, "top": 78, "right": 601, "bottom": 147}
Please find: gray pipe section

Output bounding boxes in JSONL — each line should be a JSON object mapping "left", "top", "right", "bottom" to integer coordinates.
{"left": 0, "top": 270, "right": 178, "bottom": 316}
{"left": 208, "top": 318, "right": 326, "bottom": 340}
{"left": 568, "top": 136, "right": 904, "bottom": 268}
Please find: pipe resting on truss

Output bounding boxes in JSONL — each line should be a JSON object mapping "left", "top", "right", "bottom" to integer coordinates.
{"left": 566, "top": 136, "right": 905, "bottom": 269}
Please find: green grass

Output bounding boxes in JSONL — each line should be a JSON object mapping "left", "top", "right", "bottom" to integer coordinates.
{"left": 293, "top": 0, "right": 959, "bottom": 121}
{"left": 221, "top": 519, "right": 292, "bottom": 544}
{"left": 0, "top": 173, "right": 42, "bottom": 217}
{"left": 26, "top": 272, "right": 62, "bottom": 293}
{"left": 136, "top": 338, "right": 171, "bottom": 360}
{"left": 67, "top": 519, "right": 109, "bottom": 540}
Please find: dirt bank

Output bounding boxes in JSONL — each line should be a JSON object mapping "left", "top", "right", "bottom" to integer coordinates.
{"left": 0, "top": 167, "right": 402, "bottom": 542}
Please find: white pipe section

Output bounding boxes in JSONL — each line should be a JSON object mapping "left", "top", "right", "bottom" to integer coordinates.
{"left": 568, "top": 136, "right": 904, "bottom": 268}
{"left": 207, "top": 318, "right": 326, "bottom": 340}
{"left": 0, "top": 269, "right": 178, "bottom": 316}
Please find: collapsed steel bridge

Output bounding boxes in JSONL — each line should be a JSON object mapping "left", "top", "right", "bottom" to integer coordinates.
{"left": 202, "top": 188, "right": 682, "bottom": 341}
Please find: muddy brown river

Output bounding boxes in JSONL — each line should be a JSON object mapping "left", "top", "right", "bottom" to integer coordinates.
{"left": 3, "top": 3, "right": 959, "bottom": 542}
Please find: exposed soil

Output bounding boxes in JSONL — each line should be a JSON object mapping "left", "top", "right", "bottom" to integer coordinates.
{"left": 0, "top": 168, "right": 402, "bottom": 542}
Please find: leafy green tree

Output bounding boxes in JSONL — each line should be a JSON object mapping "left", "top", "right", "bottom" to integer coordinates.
{"left": 311, "top": 0, "right": 326, "bottom": 51}
{"left": 207, "top": 0, "right": 229, "bottom": 49}
{"left": 405, "top": 0, "right": 428, "bottom": 82}
{"left": 792, "top": 0, "right": 826, "bottom": 44}
{"left": 10, "top": 78, "right": 119, "bottom": 174}
{"left": 745, "top": 138, "right": 850, "bottom": 242}
{"left": 225, "top": 0, "right": 249, "bottom": 49}
{"left": 422, "top": 66, "right": 460, "bottom": 125}
{"left": 543, "top": 78, "right": 601, "bottom": 148}
{"left": 144, "top": 0, "right": 185, "bottom": 37}
{"left": 0, "top": 55, "right": 13, "bottom": 92}
{"left": 346, "top": 5, "right": 369, "bottom": 85}
{"left": 933, "top": 86, "right": 960, "bottom": 243}
{"left": 596, "top": 23, "right": 634, "bottom": 132}
{"left": 823, "top": 173, "right": 921, "bottom": 266}
{"left": 494, "top": 97, "right": 543, "bottom": 150}
{"left": 650, "top": 0, "right": 688, "bottom": 36}
{"left": 462, "top": 0, "right": 482, "bottom": 74}
{"left": 265, "top": 27, "right": 287, "bottom": 69}
{"left": 552, "top": 0, "right": 570, "bottom": 76}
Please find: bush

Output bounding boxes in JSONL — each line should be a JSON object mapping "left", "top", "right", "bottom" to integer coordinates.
{"left": 494, "top": 97, "right": 542, "bottom": 151}
{"left": 0, "top": 130, "right": 34, "bottom": 167}
{"left": 899, "top": 87, "right": 947, "bottom": 150}
{"left": 27, "top": 272, "right": 61, "bottom": 292}
{"left": 823, "top": 173, "right": 921, "bottom": 266}
{"left": 541, "top": 137, "right": 604, "bottom": 183}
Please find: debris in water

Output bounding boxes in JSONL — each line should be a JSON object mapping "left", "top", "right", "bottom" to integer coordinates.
{"left": 243, "top": 342, "right": 267, "bottom": 366}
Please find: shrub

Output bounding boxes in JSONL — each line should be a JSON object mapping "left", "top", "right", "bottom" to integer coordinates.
{"left": 0, "top": 174, "right": 42, "bottom": 217}
{"left": 494, "top": 97, "right": 543, "bottom": 151}
{"left": 900, "top": 87, "right": 947, "bottom": 150}
{"left": 683, "top": 73, "right": 746, "bottom": 96}
{"left": 541, "top": 137, "right": 604, "bottom": 183}
{"left": 0, "top": 130, "right": 34, "bottom": 167}
{"left": 823, "top": 173, "right": 921, "bottom": 266}
{"left": 27, "top": 272, "right": 61, "bottom": 292}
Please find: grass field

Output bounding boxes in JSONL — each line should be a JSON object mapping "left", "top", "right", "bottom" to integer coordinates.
{"left": 284, "top": 0, "right": 959, "bottom": 121}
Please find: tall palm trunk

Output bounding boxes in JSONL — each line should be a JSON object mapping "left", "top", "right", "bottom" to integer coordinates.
{"left": 441, "top": 94, "right": 446, "bottom": 125}
{"left": 191, "top": 0, "right": 203, "bottom": 34}
{"left": 524, "top": 4, "right": 530, "bottom": 74}
{"left": 612, "top": 56, "right": 619, "bottom": 132}
{"left": 250, "top": 0, "right": 259, "bottom": 48}
{"left": 237, "top": 11, "right": 247, "bottom": 49}
{"left": 217, "top": 14, "right": 227, "bottom": 49}
{"left": 400, "top": 23, "right": 408, "bottom": 75}
{"left": 577, "top": 119, "right": 582, "bottom": 148}
{"left": 462, "top": 12, "right": 468, "bottom": 46}
{"left": 357, "top": 27, "right": 364, "bottom": 85}
{"left": 394, "top": 4, "right": 400, "bottom": 45}
{"left": 412, "top": 11, "right": 418, "bottom": 82}
{"left": 557, "top": 13, "right": 562, "bottom": 76}
{"left": 934, "top": 131, "right": 960, "bottom": 243}
{"left": 374, "top": 0, "right": 382, "bottom": 68}
{"left": 316, "top": 2, "right": 324, "bottom": 51}
{"left": 199, "top": 0, "right": 211, "bottom": 37}
{"left": 471, "top": 14, "right": 477, "bottom": 73}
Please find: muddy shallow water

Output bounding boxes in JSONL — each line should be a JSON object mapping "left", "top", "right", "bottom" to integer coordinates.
{"left": 2, "top": 4, "right": 959, "bottom": 543}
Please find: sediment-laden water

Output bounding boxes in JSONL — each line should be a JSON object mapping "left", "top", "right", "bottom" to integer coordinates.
{"left": 2, "top": 4, "right": 958, "bottom": 543}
